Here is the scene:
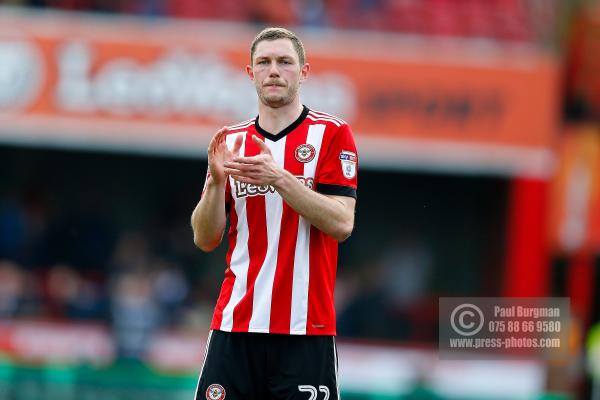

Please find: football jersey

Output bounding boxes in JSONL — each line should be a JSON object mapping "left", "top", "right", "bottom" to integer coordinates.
{"left": 206, "top": 105, "right": 358, "bottom": 335}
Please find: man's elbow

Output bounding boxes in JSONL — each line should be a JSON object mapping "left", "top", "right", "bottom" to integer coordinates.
{"left": 193, "top": 234, "right": 220, "bottom": 252}
{"left": 333, "top": 222, "right": 354, "bottom": 242}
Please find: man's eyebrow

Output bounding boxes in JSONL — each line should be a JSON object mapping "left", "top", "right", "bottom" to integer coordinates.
{"left": 255, "top": 55, "right": 294, "bottom": 60}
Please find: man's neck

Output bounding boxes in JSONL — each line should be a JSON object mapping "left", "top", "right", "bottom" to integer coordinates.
{"left": 257, "top": 100, "right": 304, "bottom": 135}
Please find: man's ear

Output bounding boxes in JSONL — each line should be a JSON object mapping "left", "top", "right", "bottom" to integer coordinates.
{"left": 299, "top": 63, "right": 310, "bottom": 84}
{"left": 246, "top": 65, "right": 254, "bottom": 80}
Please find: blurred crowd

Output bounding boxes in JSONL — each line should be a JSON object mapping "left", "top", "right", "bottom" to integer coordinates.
{"left": 2, "top": 0, "right": 561, "bottom": 42}
{"left": 0, "top": 185, "right": 439, "bottom": 359}
{"left": 0, "top": 189, "right": 217, "bottom": 359}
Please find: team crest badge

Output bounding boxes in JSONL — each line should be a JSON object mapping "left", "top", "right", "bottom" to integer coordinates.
{"left": 295, "top": 144, "right": 316, "bottom": 163}
{"left": 206, "top": 384, "right": 226, "bottom": 400}
{"left": 339, "top": 150, "right": 357, "bottom": 179}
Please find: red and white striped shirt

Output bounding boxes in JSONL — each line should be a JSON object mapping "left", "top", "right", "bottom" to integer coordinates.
{"left": 207, "top": 106, "right": 358, "bottom": 335}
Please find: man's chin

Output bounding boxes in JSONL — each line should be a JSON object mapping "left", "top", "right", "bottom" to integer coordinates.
{"left": 260, "top": 95, "right": 289, "bottom": 108}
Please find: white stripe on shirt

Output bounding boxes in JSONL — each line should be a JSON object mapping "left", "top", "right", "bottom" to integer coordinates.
{"left": 307, "top": 114, "right": 341, "bottom": 127}
{"left": 219, "top": 133, "right": 248, "bottom": 331}
{"left": 248, "top": 136, "right": 287, "bottom": 331}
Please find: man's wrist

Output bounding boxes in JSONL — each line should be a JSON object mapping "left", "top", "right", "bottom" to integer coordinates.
{"left": 272, "top": 169, "right": 293, "bottom": 191}
{"left": 206, "top": 174, "right": 227, "bottom": 190}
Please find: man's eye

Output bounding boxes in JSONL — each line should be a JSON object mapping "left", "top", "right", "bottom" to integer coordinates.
{"left": 257, "top": 60, "right": 268, "bottom": 65}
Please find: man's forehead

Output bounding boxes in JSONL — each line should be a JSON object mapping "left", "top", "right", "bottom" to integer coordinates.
{"left": 254, "top": 39, "right": 297, "bottom": 59}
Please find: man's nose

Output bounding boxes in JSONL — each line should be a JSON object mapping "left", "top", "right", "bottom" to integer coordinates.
{"left": 268, "top": 61, "right": 280, "bottom": 76}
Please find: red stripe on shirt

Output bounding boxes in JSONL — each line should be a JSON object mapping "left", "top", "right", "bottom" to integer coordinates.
{"left": 307, "top": 227, "right": 338, "bottom": 335}
{"left": 211, "top": 191, "right": 237, "bottom": 329}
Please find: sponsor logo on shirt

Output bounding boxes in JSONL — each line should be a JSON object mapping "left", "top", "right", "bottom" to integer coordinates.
{"left": 234, "top": 181, "right": 276, "bottom": 198}
{"left": 339, "top": 151, "right": 357, "bottom": 162}
{"left": 233, "top": 176, "right": 314, "bottom": 198}
{"left": 339, "top": 150, "right": 357, "bottom": 179}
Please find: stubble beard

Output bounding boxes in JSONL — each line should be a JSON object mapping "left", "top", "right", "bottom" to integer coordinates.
{"left": 256, "top": 82, "right": 298, "bottom": 109}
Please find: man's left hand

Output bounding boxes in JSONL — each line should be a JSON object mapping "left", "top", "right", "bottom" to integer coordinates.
{"left": 223, "top": 135, "right": 284, "bottom": 187}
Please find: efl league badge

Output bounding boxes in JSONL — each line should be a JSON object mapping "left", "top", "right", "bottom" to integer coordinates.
{"left": 206, "top": 384, "right": 226, "bottom": 400}
{"left": 295, "top": 144, "right": 316, "bottom": 163}
{"left": 339, "top": 150, "right": 357, "bottom": 179}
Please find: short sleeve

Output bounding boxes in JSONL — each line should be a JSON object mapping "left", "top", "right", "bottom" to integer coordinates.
{"left": 315, "top": 124, "right": 358, "bottom": 199}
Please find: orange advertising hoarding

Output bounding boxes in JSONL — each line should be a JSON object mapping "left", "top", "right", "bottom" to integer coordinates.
{"left": 0, "top": 9, "right": 560, "bottom": 175}
{"left": 548, "top": 126, "right": 600, "bottom": 254}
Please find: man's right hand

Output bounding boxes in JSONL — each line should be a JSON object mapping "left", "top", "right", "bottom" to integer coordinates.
{"left": 207, "top": 127, "right": 244, "bottom": 186}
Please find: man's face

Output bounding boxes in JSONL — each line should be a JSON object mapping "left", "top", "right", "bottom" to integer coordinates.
{"left": 247, "top": 39, "right": 309, "bottom": 108}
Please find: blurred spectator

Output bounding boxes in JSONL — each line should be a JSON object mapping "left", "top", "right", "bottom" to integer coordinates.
{"left": 151, "top": 258, "right": 189, "bottom": 325}
{"left": 110, "top": 231, "right": 152, "bottom": 273}
{"left": 293, "top": 0, "right": 329, "bottom": 26}
{"left": 380, "top": 236, "right": 437, "bottom": 341}
{"left": 0, "top": 260, "right": 26, "bottom": 318}
{"left": 136, "top": 0, "right": 165, "bottom": 17}
{"left": 178, "top": 277, "right": 217, "bottom": 332}
{"left": 337, "top": 235, "right": 436, "bottom": 341}
{"left": 337, "top": 261, "right": 390, "bottom": 338}
{"left": 110, "top": 270, "right": 163, "bottom": 360}
{"left": 250, "top": 0, "right": 298, "bottom": 25}
{"left": 381, "top": 236, "right": 433, "bottom": 309}
{"left": 345, "top": 0, "right": 387, "bottom": 30}
{"left": 45, "top": 205, "right": 115, "bottom": 273}
{"left": 0, "top": 199, "right": 27, "bottom": 261}
{"left": 43, "top": 263, "right": 107, "bottom": 320}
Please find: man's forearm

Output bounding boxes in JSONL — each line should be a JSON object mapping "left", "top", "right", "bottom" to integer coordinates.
{"left": 274, "top": 170, "right": 354, "bottom": 242}
{"left": 191, "top": 178, "right": 228, "bottom": 251}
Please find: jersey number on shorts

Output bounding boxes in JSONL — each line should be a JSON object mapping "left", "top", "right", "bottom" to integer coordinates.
{"left": 297, "top": 385, "right": 330, "bottom": 400}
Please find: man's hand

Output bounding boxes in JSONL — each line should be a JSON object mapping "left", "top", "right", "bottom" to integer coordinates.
{"left": 207, "top": 127, "right": 243, "bottom": 186}
{"left": 223, "top": 135, "right": 355, "bottom": 242}
{"left": 223, "top": 135, "right": 284, "bottom": 187}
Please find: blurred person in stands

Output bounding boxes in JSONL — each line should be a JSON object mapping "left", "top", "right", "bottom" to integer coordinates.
{"left": 0, "top": 198, "right": 26, "bottom": 261}
{"left": 110, "top": 231, "right": 153, "bottom": 272}
{"left": 250, "top": 0, "right": 297, "bottom": 26}
{"left": 380, "top": 235, "right": 435, "bottom": 341}
{"left": 151, "top": 257, "right": 190, "bottom": 326}
{"left": 336, "top": 260, "right": 389, "bottom": 339}
{"left": 0, "top": 260, "right": 26, "bottom": 318}
{"left": 0, "top": 189, "right": 48, "bottom": 266}
{"left": 44, "top": 263, "right": 107, "bottom": 321}
{"left": 191, "top": 27, "right": 357, "bottom": 400}
{"left": 0, "top": 259, "right": 39, "bottom": 319}
{"left": 110, "top": 270, "right": 163, "bottom": 361}
{"left": 108, "top": 232, "right": 165, "bottom": 359}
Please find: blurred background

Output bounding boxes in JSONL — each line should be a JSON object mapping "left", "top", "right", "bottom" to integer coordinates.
{"left": 0, "top": 0, "right": 599, "bottom": 399}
